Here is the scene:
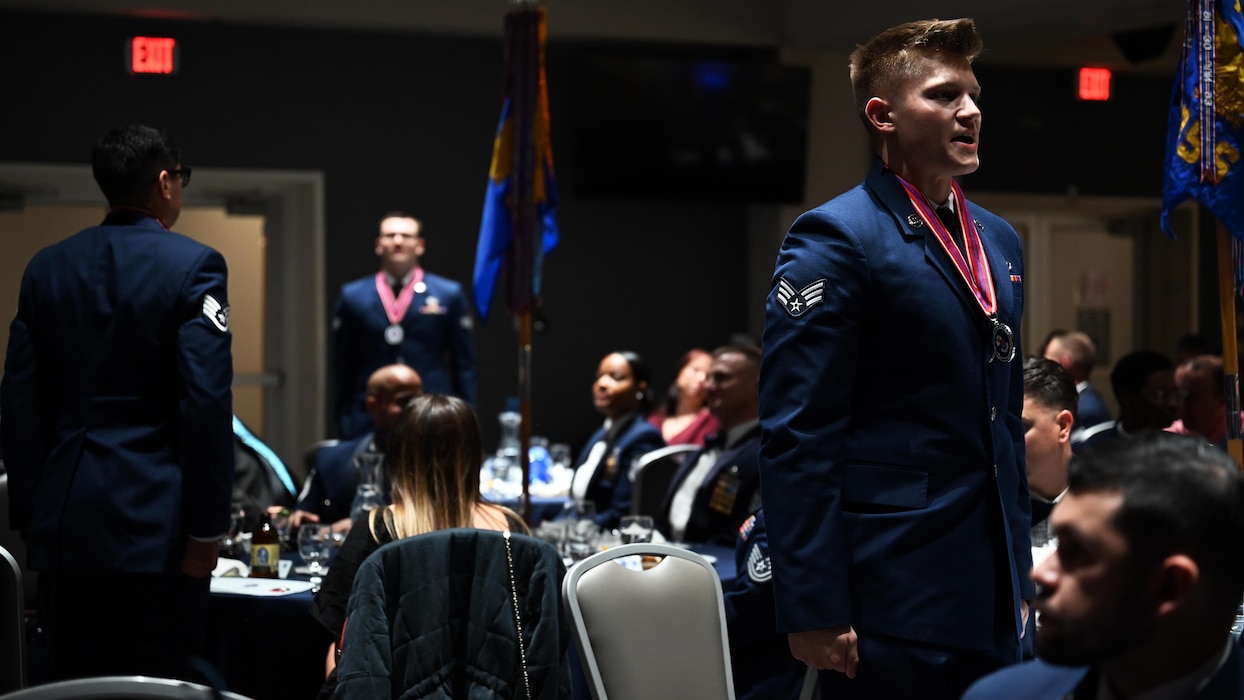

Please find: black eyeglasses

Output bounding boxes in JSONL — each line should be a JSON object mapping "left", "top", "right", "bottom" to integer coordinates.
{"left": 168, "top": 167, "right": 192, "bottom": 188}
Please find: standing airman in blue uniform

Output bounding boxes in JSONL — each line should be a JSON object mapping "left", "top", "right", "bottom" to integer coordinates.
{"left": 332, "top": 212, "right": 476, "bottom": 439}
{"left": 1, "top": 124, "right": 234, "bottom": 681}
{"left": 759, "top": 19, "right": 1032, "bottom": 700}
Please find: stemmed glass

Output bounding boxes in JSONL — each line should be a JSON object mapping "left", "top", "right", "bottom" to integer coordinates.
{"left": 298, "top": 523, "right": 331, "bottom": 591}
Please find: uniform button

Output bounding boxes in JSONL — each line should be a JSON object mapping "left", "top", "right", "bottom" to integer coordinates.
{"left": 990, "top": 406, "right": 997, "bottom": 421}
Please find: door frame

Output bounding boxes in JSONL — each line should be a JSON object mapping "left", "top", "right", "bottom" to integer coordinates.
{"left": 0, "top": 161, "right": 326, "bottom": 476}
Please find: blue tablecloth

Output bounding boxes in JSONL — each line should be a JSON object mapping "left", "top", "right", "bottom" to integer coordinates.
{"left": 205, "top": 555, "right": 324, "bottom": 700}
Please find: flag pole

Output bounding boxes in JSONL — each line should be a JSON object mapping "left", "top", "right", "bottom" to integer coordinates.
{"left": 1215, "top": 221, "right": 1243, "bottom": 467}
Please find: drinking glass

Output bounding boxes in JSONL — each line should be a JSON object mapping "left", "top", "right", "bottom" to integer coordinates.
{"left": 619, "top": 515, "right": 655, "bottom": 544}
{"left": 565, "top": 501, "right": 600, "bottom": 562}
{"left": 298, "top": 523, "right": 331, "bottom": 591}
{"left": 220, "top": 504, "right": 246, "bottom": 557}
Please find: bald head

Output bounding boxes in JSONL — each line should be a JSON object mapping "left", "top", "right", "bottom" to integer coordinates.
{"left": 366, "top": 364, "right": 424, "bottom": 431}
{"left": 1044, "top": 331, "right": 1096, "bottom": 383}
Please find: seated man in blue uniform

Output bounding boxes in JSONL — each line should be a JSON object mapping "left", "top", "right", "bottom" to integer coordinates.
{"left": 724, "top": 509, "right": 813, "bottom": 700}
{"left": 963, "top": 432, "right": 1244, "bottom": 699}
{"left": 332, "top": 211, "right": 476, "bottom": 440}
{"left": 655, "top": 344, "right": 762, "bottom": 545}
{"left": 1, "top": 124, "right": 233, "bottom": 681}
{"left": 291, "top": 364, "right": 422, "bottom": 532}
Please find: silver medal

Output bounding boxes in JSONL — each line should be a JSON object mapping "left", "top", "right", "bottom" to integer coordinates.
{"left": 991, "top": 320, "right": 1015, "bottom": 363}
{"left": 384, "top": 324, "right": 404, "bottom": 345}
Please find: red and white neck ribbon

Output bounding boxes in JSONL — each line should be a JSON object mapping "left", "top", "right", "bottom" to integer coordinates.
{"left": 893, "top": 175, "right": 997, "bottom": 319}
{"left": 374, "top": 268, "right": 424, "bottom": 325}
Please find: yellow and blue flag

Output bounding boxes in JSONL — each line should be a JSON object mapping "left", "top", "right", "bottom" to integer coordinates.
{"left": 1162, "top": 0, "right": 1244, "bottom": 291}
{"left": 473, "top": 6, "right": 559, "bottom": 321}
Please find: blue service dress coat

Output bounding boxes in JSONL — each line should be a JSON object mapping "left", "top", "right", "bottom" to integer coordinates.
{"left": 759, "top": 161, "right": 1033, "bottom": 654}
{"left": 655, "top": 424, "right": 762, "bottom": 545}
{"left": 295, "top": 434, "right": 377, "bottom": 524}
{"left": 723, "top": 510, "right": 809, "bottom": 700}
{"left": 1, "top": 210, "right": 234, "bottom": 575}
{"left": 572, "top": 413, "right": 665, "bottom": 530}
{"left": 962, "top": 639, "right": 1244, "bottom": 699}
{"left": 1075, "top": 383, "right": 1113, "bottom": 432}
{"left": 332, "top": 271, "right": 476, "bottom": 439}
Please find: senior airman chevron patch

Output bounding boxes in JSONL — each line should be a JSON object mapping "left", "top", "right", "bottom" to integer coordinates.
{"left": 776, "top": 278, "right": 825, "bottom": 318}
{"left": 203, "top": 294, "right": 230, "bottom": 333}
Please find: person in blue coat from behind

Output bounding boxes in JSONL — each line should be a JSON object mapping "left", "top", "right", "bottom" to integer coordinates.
{"left": 1, "top": 124, "right": 234, "bottom": 682}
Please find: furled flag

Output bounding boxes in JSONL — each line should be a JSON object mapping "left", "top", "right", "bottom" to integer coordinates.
{"left": 473, "top": 5, "right": 559, "bottom": 321}
{"left": 1161, "top": 0, "right": 1244, "bottom": 293}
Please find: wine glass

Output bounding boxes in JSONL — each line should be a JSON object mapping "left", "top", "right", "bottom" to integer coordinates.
{"left": 619, "top": 515, "right": 654, "bottom": 544}
{"left": 298, "top": 523, "right": 331, "bottom": 591}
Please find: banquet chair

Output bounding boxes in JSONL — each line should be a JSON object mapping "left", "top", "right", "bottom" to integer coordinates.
{"left": 562, "top": 542, "right": 735, "bottom": 700}
{"left": 0, "top": 475, "right": 37, "bottom": 605}
{"left": 333, "top": 528, "right": 571, "bottom": 699}
{"left": 0, "top": 675, "right": 256, "bottom": 699}
{"left": 629, "top": 444, "right": 698, "bottom": 516}
{"left": 0, "top": 545, "right": 23, "bottom": 693}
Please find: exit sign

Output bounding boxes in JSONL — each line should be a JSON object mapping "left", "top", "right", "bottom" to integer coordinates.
{"left": 1078, "top": 67, "right": 1111, "bottom": 101}
{"left": 126, "top": 36, "right": 179, "bottom": 75}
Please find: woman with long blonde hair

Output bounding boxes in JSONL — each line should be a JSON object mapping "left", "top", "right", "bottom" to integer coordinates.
{"left": 311, "top": 394, "right": 528, "bottom": 693}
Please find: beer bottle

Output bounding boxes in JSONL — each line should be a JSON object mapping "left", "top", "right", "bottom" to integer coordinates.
{"left": 250, "top": 512, "right": 280, "bottom": 578}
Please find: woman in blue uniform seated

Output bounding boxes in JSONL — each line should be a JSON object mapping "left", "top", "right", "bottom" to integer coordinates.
{"left": 309, "top": 394, "right": 529, "bottom": 698}
{"left": 570, "top": 351, "right": 666, "bottom": 530}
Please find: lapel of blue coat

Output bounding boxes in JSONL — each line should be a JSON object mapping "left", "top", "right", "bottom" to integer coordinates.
{"left": 866, "top": 162, "right": 997, "bottom": 319}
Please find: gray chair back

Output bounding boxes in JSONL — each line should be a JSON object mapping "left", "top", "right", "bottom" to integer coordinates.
{"left": 0, "top": 475, "right": 36, "bottom": 605}
{"left": 629, "top": 444, "right": 698, "bottom": 516}
{"left": 0, "top": 675, "right": 256, "bottom": 699}
{"left": 0, "top": 545, "right": 23, "bottom": 693}
{"left": 562, "top": 542, "right": 735, "bottom": 700}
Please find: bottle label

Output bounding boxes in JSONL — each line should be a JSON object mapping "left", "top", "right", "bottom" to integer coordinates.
{"left": 251, "top": 544, "right": 280, "bottom": 577}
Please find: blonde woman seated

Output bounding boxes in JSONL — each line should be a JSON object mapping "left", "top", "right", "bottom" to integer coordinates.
{"left": 310, "top": 394, "right": 529, "bottom": 692}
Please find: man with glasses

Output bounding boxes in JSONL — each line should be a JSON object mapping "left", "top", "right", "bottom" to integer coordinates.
{"left": 331, "top": 211, "right": 476, "bottom": 440}
{"left": 1, "top": 124, "right": 234, "bottom": 682}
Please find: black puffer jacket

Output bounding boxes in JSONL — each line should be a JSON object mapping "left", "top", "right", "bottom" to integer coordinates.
{"left": 332, "top": 528, "right": 571, "bottom": 700}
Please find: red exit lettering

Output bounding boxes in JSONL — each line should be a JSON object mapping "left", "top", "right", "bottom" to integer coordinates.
{"left": 1078, "top": 67, "right": 1111, "bottom": 101}
{"left": 129, "top": 36, "right": 176, "bottom": 75}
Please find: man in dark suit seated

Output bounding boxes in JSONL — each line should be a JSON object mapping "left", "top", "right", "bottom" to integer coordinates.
{"left": 1076, "top": 349, "right": 1178, "bottom": 455}
{"left": 963, "top": 432, "right": 1244, "bottom": 700}
{"left": 290, "top": 364, "right": 422, "bottom": 532}
{"left": 232, "top": 414, "right": 298, "bottom": 533}
{"left": 655, "top": 344, "right": 761, "bottom": 545}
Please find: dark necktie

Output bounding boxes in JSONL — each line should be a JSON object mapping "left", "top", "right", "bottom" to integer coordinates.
{"left": 390, "top": 280, "right": 404, "bottom": 298}
{"left": 936, "top": 206, "right": 967, "bottom": 259}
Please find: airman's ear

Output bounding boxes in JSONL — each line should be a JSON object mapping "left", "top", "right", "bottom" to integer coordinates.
{"left": 864, "top": 97, "right": 895, "bottom": 133}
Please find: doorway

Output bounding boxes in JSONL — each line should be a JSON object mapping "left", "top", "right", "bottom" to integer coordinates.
{"left": 0, "top": 162, "right": 325, "bottom": 482}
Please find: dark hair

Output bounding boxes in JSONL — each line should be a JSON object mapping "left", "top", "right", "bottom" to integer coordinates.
{"left": 1179, "top": 355, "right": 1226, "bottom": 399}
{"left": 91, "top": 124, "right": 180, "bottom": 206}
{"left": 1068, "top": 432, "right": 1244, "bottom": 616}
{"left": 657, "top": 348, "right": 711, "bottom": 417}
{"left": 614, "top": 350, "right": 653, "bottom": 412}
{"left": 849, "top": 18, "right": 983, "bottom": 130}
{"left": 1023, "top": 356, "right": 1079, "bottom": 419}
{"left": 1109, "top": 350, "right": 1174, "bottom": 403}
{"left": 712, "top": 342, "right": 762, "bottom": 366}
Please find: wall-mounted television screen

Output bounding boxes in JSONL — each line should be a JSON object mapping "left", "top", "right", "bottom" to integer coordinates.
{"left": 573, "top": 51, "right": 811, "bottom": 203}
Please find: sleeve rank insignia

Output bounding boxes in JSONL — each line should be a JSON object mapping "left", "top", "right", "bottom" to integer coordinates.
{"left": 777, "top": 278, "right": 826, "bottom": 318}
{"left": 203, "top": 294, "right": 230, "bottom": 333}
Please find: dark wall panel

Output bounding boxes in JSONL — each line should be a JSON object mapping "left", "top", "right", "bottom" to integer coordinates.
{"left": 0, "top": 10, "right": 751, "bottom": 452}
